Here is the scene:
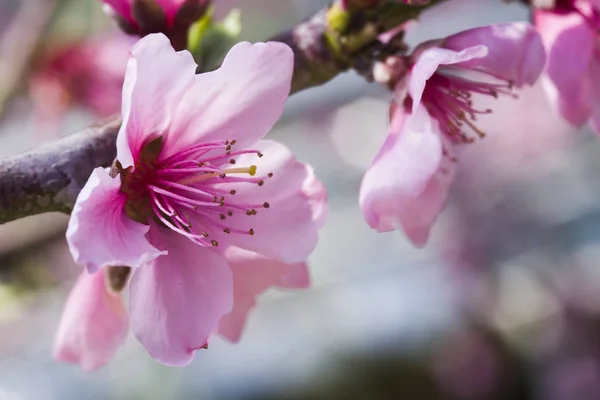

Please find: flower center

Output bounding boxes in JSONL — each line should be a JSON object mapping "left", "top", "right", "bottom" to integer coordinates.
{"left": 119, "top": 138, "right": 272, "bottom": 247}
{"left": 418, "top": 69, "right": 516, "bottom": 144}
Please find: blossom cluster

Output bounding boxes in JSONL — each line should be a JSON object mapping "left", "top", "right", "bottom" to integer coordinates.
{"left": 50, "top": 0, "right": 600, "bottom": 371}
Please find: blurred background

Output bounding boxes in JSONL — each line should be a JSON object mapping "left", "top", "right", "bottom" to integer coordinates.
{"left": 2, "top": 0, "right": 600, "bottom": 399}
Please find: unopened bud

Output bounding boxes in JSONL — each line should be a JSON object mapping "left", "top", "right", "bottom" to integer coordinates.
{"left": 373, "top": 61, "right": 393, "bottom": 84}
{"left": 132, "top": 0, "right": 167, "bottom": 34}
{"left": 374, "top": 56, "right": 408, "bottom": 88}
{"left": 175, "top": 0, "right": 209, "bottom": 28}
{"left": 101, "top": 0, "right": 209, "bottom": 49}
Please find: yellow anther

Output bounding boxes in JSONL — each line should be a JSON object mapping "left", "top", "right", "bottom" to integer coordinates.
{"left": 221, "top": 165, "right": 257, "bottom": 176}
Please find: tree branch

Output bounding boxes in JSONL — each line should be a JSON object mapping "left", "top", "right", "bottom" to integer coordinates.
{"left": 0, "top": 116, "right": 121, "bottom": 222}
{"left": 0, "top": 0, "right": 447, "bottom": 225}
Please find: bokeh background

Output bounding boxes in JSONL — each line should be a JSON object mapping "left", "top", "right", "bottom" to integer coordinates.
{"left": 2, "top": 0, "right": 600, "bottom": 399}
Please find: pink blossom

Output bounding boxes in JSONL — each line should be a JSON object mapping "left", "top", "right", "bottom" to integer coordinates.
{"left": 534, "top": 1, "right": 600, "bottom": 132}
{"left": 361, "top": 23, "right": 545, "bottom": 246}
{"left": 62, "top": 33, "right": 327, "bottom": 367}
{"left": 53, "top": 269, "right": 128, "bottom": 371}
{"left": 29, "top": 34, "right": 135, "bottom": 134}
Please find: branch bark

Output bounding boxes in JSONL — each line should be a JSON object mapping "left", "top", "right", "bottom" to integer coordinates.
{"left": 0, "top": 116, "right": 121, "bottom": 222}
{"left": 0, "top": 0, "right": 447, "bottom": 224}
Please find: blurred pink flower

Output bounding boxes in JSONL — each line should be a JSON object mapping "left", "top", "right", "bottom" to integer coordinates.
{"left": 534, "top": 1, "right": 600, "bottom": 132}
{"left": 53, "top": 269, "right": 128, "bottom": 371}
{"left": 62, "top": 33, "right": 327, "bottom": 367}
{"left": 361, "top": 23, "right": 545, "bottom": 246}
{"left": 29, "top": 34, "right": 136, "bottom": 134}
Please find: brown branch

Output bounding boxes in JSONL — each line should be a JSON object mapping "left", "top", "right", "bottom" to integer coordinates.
{"left": 0, "top": 0, "right": 447, "bottom": 225}
{"left": 0, "top": 116, "right": 121, "bottom": 222}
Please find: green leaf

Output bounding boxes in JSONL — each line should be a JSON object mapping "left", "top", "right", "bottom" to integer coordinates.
{"left": 188, "top": 8, "right": 242, "bottom": 72}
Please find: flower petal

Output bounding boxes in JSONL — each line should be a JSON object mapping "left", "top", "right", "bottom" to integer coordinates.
{"left": 117, "top": 33, "right": 197, "bottom": 168}
{"left": 159, "top": 41, "right": 293, "bottom": 160}
{"left": 276, "top": 262, "right": 310, "bottom": 289}
{"left": 360, "top": 104, "right": 453, "bottom": 246}
{"left": 129, "top": 229, "right": 233, "bottom": 366}
{"left": 443, "top": 22, "right": 546, "bottom": 87}
{"left": 218, "top": 296, "right": 255, "bottom": 344}
{"left": 66, "top": 167, "right": 164, "bottom": 273}
{"left": 53, "top": 270, "right": 128, "bottom": 371}
{"left": 208, "top": 140, "right": 327, "bottom": 264}
{"left": 535, "top": 10, "right": 594, "bottom": 126}
{"left": 218, "top": 247, "right": 309, "bottom": 342}
{"left": 397, "top": 147, "right": 454, "bottom": 247}
{"left": 409, "top": 45, "right": 488, "bottom": 113}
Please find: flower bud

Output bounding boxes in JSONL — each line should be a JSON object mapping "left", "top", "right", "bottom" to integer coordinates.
{"left": 102, "top": 0, "right": 209, "bottom": 48}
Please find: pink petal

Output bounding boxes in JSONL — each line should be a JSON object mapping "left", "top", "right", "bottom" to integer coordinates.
{"left": 397, "top": 146, "right": 455, "bottom": 247}
{"left": 443, "top": 22, "right": 546, "bottom": 87}
{"left": 360, "top": 104, "right": 453, "bottom": 246}
{"left": 217, "top": 296, "right": 255, "bottom": 343}
{"left": 66, "top": 167, "right": 164, "bottom": 273}
{"left": 276, "top": 261, "right": 310, "bottom": 289}
{"left": 303, "top": 164, "right": 328, "bottom": 229}
{"left": 409, "top": 45, "right": 488, "bottom": 113}
{"left": 535, "top": 10, "right": 594, "bottom": 126}
{"left": 53, "top": 270, "right": 128, "bottom": 371}
{"left": 117, "top": 33, "right": 197, "bottom": 168}
{"left": 218, "top": 247, "right": 309, "bottom": 342}
{"left": 225, "top": 247, "right": 309, "bottom": 296}
{"left": 129, "top": 229, "right": 233, "bottom": 366}
{"left": 160, "top": 41, "right": 293, "bottom": 159}
{"left": 208, "top": 140, "right": 327, "bottom": 264}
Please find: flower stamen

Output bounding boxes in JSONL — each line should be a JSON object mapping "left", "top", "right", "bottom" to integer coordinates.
{"left": 122, "top": 138, "right": 272, "bottom": 246}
